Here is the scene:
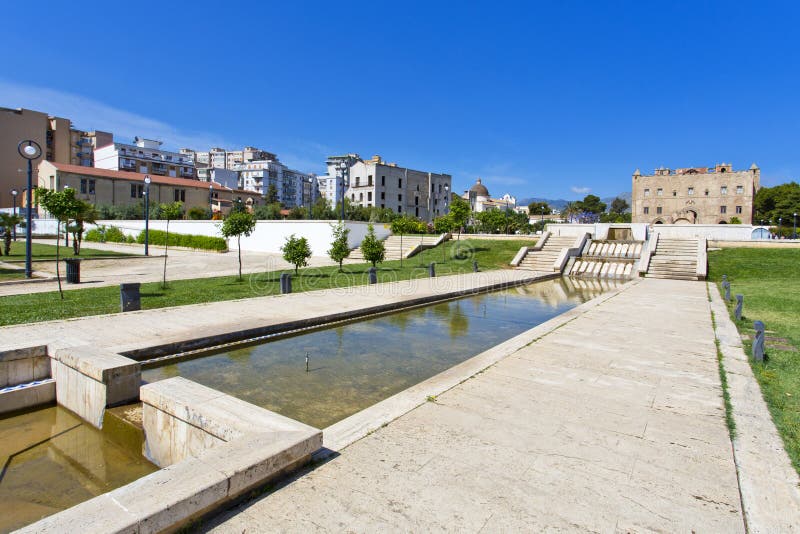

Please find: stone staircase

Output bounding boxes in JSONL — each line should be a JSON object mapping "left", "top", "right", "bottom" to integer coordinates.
{"left": 646, "top": 238, "right": 699, "bottom": 280}
{"left": 517, "top": 236, "right": 575, "bottom": 272}
{"left": 350, "top": 235, "right": 442, "bottom": 262}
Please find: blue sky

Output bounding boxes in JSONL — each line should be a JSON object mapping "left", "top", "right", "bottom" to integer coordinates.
{"left": 2, "top": 1, "right": 798, "bottom": 200}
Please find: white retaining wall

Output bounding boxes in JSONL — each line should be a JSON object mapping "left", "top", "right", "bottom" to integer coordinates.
{"left": 87, "top": 220, "right": 392, "bottom": 255}
{"left": 545, "top": 222, "right": 763, "bottom": 241}
{"left": 546, "top": 223, "right": 649, "bottom": 241}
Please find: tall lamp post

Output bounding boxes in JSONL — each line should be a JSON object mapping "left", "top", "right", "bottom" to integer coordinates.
{"left": 18, "top": 140, "right": 41, "bottom": 278}
{"left": 10, "top": 189, "right": 18, "bottom": 241}
{"left": 63, "top": 185, "right": 71, "bottom": 248}
{"left": 442, "top": 184, "right": 449, "bottom": 263}
{"left": 144, "top": 175, "right": 151, "bottom": 256}
{"left": 794, "top": 212, "right": 797, "bottom": 239}
{"left": 778, "top": 217, "right": 783, "bottom": 238}
{"left": 337, "top": 161, "right": 349, "bottom": 222}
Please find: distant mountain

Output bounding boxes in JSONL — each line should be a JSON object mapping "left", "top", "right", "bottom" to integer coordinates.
{"left": 519, "top": 192, "right": 631, "bottom": 213}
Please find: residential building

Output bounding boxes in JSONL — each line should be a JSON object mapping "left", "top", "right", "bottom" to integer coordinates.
{"left": 0, "top": 107, "right": 110, "bottom": 207}
{"left": 182, "top": 146, "right": 277, "bottom": 170}
{"left": 461, "top": 178, "right": 517, "bottom": 212}
{"left": 36, "top": 161, "right": 262, "bottom": 215}
{"left": 234, "top": 159, "right": 318, "bottom": 208}
{"left": 196, "top": 166, "right": 239, "bottom": 189}
{"left": 631, "top": 163, "right": 760, "bottom": 225}
{"left": 327, "top": 154, "right": 452, "bottom": 221}
{"left": 95, "top": 137, "right": 196, "bottom": 179}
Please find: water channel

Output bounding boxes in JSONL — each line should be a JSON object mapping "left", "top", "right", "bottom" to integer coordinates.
{"left": 143, "top": 278, "right": 621, "bottom": 429}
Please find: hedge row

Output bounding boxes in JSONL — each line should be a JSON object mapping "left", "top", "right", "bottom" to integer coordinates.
{"left": 135, "top": 229, "right": 228, "bottom": 251}
{"left": 85, "top": 226, "right": 134, "bottom": 244}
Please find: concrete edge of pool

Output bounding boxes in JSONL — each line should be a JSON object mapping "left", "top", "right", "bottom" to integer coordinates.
{"left": 5, "top": 272, "right": 630, "bottom": 532}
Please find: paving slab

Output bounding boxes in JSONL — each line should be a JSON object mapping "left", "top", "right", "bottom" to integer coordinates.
{"left": 204, "top": 278, "right": 750, "bottom": 532}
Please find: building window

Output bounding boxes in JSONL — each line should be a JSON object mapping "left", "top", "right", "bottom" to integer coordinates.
{"left": 720, "top": 205, "right": 727, "bottom": 214}
{"left": 88, "top": 180, "right": 95, "bottom": 194}
{"left": 672, "top": 190, "right": 677, "bottom": 197}
{"left": 721, "top": 186, "right": 728, "bottom": 195}
{"left": 705, "top": 189, "right": 709, "bottom": 196}
{"left": 80, "top": 178, "right": 87, "bottom": 194}
{"left": 736, "top": 185, "right": 744, "bottom": 194}
{"left": 381, "top": 203, "right": 385, "bottom": 209}
{"left": 398, "top": 178, "right": 402, "bottom": 188}
{"left": 367, "top": 192, "right": 372, "bottom": 201}
{"left": 735, "top": 205, "right": 742, "bottom": 214}
{"left": 368, "top": 175, "right": 373, "bottom": 186}
{"left": 359, "top": 193, "right": 363, "bottom": 201}
{"left": 656, "top": 188, "right": 663, "bottom": 196}
{"left": 380, "top": 192, "right": 385, "bottom": 200}
{"left": 397, "top": 205, "right": 402, "bottom": 213}
{"left": 643, "top": 207, "right": 650, "bottom": 215}
{"left": 381, "top": 176, "right": 385, "bottom": 186}
{"left": 656, "top": 206, "right": 663, "bottom": 214}
{"left": 355, "top": 177, "right": 360, "bottom": 187}
{"left": 131, "top": 184, "right": 144, "bottom": 198}
{"left": 415, "top": 207, "right": 419, "bottom": 217}
{"left": 688, "top": 187, "right": 694, "bottom": 195}
{"left": 398, "top": 194, "right": 402, "bottom": 201}
{"left": 173, "top": 189, "right": 185, "bottom": 202}
{"left": 644, "top": 189, "right": 650, "bottom": 197}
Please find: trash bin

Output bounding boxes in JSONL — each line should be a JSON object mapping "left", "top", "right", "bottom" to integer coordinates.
{"left": 64, "top": 258, "right": 81, "bottom": 284}
{"left": 120, "top": 283, "right": 141, "bottom": 312}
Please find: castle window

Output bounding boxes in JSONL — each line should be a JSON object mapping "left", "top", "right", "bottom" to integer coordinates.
{"left": 720, "top": 205, "right": 727, "bottom": 214}
{"left": 688, "top": 187, "right": 694, "bottom": 196}
{"left": 644, "top": 189, "right": 650, "bottom": 197}
{"left": 656, "top": 188, "right": 663, "bottom": 196}
{"left": 705, "top": 190, "right": 709, "bottom": 196}
{"left": 721, "top": 186, "right": 728, "bottom": 195}
{"left": 643, "top": 207, "right": 650, "bottom": 215}
{"left": 656, "top": 206, "right": 663, "bottom": 215}
{"left": 672, "top": 190, "right": 677, "bottom": 197}
{"left": 736, "top": 185, "right": 744, "bottom": 194}
{"left": 736, "top": 205, "right": 742, "bottom": 214}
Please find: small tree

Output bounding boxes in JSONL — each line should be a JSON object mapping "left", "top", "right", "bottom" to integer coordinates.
{"left": 390, "top": 215, "right": 416, "bottom": 267}
{"left": 328, "top": 222, "right": 351, "bottom": 271}
{"left": 0, "top": 213, "right": 23, "bottom": 256}
{"left": 220, "top": 211, "right": 256, "bottom": 280}
{"left": 609, "top": 197, "right": 629, "bottom": 215}
{"left": 281, "top": 234, "right": 312, "bottom": 274}
{"left": 35, "top": 188, "right": 83, "bottom": 299}
{"left": 360, "top": 224, "right": 386, "bottom": 267}
{"left": 67, "top": 201, "right": 98, "bottom": 255}
{"left": 159, "top": 202, "right": 184, "bottom": 288}
{"left": 265, "top": 183, "right": 279, "bottom": 205}
{"left": 448, "top": 196, "right": 471, "bottom": 240}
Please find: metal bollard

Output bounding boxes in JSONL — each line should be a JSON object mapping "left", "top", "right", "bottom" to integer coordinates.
{"left": 473, "top": 260, "right": 479, "bottom": 272}
{"left": 722, "top": 280, "right": 731, "bottom": 301}
{"left": 428, "top": 262, "right": 436, "bottom": 277}
{"left": 368, "top": 267, "right": 377, "bottom": 284}
{"left": 735, "top": 294, "right": 743, "bottom": 321}
{"left": 280, "top": 273, "right": 292, "bottom": 294}
{"left": 752, "top": 320, "right": 765, "bottom": 361}
{"left": 722, "top": 274, "right": 728, "bottom": 282}
{"left": 120, "top": 283, "right": 141, "bottom": 312}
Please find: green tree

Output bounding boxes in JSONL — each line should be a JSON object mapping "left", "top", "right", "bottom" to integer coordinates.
{"left": 187, "top": 206, "right": 210, "bottom": 220}
{"left": 754, "top": 182, "right": 800, "bottom": 227}
{"left": 254, "top": 202, "right": 284, "bottom": 220}
{"left": 159, "top": 201, "right": 184, "bottom": 288}
{"left": 311, "top": 197, "right": 335, "bottom": 220}
{"left": 448, "top": 196, "right": 471, "bottom": 240}
{"left": 35, "top": 187, "right": 84, "bottom": 298}
{"left": 527, "top": 201, "right": 551, "bottom": 216}
{"left": 327, "top": 222, "right": 351, "bottom": 271}
{"left": 265, "top": 183, "right": 279, "bottom": 204}
{"left": 287, "top": 206, "right": 307, "bottom": 219}
{"left": 67, "top": 201, "right": 98, "bottom": 255}
{"left": 220, "top": 211, "right": 257, "bottom": 280}
{"left": 475, "top": 209, "right": 508, "bottom": 234}
{"left": 433, "top": 215, "right": 454, "bottom": 234}
{"left": 729, "top": 216, "right": 742, "bottom": 224}
{"left": 609, "top": 197, "right": 629, "bottom": 215}
{"left": 577, "top": 194, "right": 607, "bottom": 214}
{"left": 281, "top": 234, "right": 312, "bottom": 274}
{"left": 0, "top": 213, "right": 23, "bottom": 256}
{"left": 360, "top": 224, "right": 386, "bottom": 267}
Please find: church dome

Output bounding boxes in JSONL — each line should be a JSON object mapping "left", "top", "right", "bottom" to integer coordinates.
{"left": 469, "top": 178, "right": 490, "bottom": 197}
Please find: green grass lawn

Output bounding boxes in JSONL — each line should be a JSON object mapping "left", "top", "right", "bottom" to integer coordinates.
{"left": 708, "top": 247, "right": 800, "bottom": 475}
{"left": 0, "top": 267, "right": 28, "bottom": 281}
{"left": 0, "top": 241, "right": 133, "bottom": 262}
{"left": 0, "top": 238, "right": 534, "bottom": 326}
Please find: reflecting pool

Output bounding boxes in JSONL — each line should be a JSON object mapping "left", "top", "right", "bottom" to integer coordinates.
{"left": 143, "top": 278, "right": 620, "bottom": 429}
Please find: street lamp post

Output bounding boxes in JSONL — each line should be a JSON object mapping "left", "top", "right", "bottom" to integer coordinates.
{"left": 794, "top": 212, "right": 798, "bottom": 239}
{"left": 10, "top": 189, "right": 18, "bottom": 240}
{"left": 63, "top": 185, "right": 71, "bottom": 248}
{"left": 144, "top": 176, "right": 151, "bottom": 256}
{"left": 442, "top": 184, "right": 449, "bottom": 263}
{"left": 18, "top": 140, "right": 41, "bottom": 278}
{"left": 337, "top": 161, "right": 349, "bottom": 222}
{"left": 779, "top": 217, "right": 782, "bottom": 239}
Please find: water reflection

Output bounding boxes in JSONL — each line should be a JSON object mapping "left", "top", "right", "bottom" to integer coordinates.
{"left": 143, "top": 278, "right": 620, "bottom": 429}
{"left": 0, "top": 406, "right": 157, "bottom": 532}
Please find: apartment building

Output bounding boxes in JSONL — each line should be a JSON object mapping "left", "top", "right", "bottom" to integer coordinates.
{"left": 95, "top": 137, "right": 196, "bottom": 180}
{"left": 234, "top": 159, "right": 317, "bottom": 207}
{"left": 36, "top": 161, "right": 262, "bottom": 215}
{"left": 182, "top": 146, "right": 277, "bottom": 170}
{"left": 631, "top": 163, "right": 760, "bottom": 224}
{"left": 0, "top": 107, "right": 110, "bottom": 206}
{"left": 326, "top": 154, "right": 452, "bottom": 221}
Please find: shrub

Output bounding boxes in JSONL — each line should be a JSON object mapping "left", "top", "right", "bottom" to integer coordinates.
{"left": 84, "top": 228, "right": 103, "bottom": 242}
{"left": 84, "top": 225, "right": 127, "bottom": 243}
{"left": 281, "top": 234, "right": 312, "bottom": 274}
{"left": 136, "top": 229, "right": 227, "bottom": 251}
{"left": 105, "top": 227, "right": 127, "bottom": 242}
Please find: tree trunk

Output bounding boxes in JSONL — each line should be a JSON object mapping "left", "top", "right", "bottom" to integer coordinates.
{"left": 56, "top": 221, "right": 64, "bottom": 299}
{"left": 162, "top": 219, "right": 170, "bottom": 288}
{"left": 237, "top": 235, "right": 242, "bottom": 280}
{"left": 3, "top": 233, "right": 10, "bottom": 256}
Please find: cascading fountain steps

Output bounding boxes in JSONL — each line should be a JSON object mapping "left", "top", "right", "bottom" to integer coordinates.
{"left": 570, "top": 239, "right": 644, "bottom": 280}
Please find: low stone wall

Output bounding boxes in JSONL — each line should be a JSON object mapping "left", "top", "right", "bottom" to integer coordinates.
{"left": 51, "top": 346, "right": 141, "bottom": 428}
{"left": 0, "top": 345, "right": 49, "bottom": 388}
{"left": 709, "top": 240, "right": 800, "bottom": 248}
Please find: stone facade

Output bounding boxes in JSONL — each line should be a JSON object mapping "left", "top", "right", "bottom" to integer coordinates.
{"left": 631, "top": 163, "right": 760, "bottom": 225}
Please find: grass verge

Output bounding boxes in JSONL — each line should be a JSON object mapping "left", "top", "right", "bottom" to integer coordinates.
{"left": 708, "top": 247, "right": 800, "bottom": 475}
{"left": 0, "top": 238, "right": 533, "bottom": 326}
{"left": 1, "top": 241, "right": 133, "bottom": 262}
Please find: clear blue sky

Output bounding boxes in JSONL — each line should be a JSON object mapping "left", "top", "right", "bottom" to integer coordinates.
{"left": 2, "top": 1, "right": 798, "bottom": 201}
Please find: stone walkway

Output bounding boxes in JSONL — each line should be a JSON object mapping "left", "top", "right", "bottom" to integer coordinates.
{"left": 205, "top": 278, "right": 747, "bottom": 532}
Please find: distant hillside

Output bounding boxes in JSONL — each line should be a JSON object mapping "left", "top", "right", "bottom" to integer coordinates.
{"left": 519, "top": 192, "right": 631, "bottom": 213}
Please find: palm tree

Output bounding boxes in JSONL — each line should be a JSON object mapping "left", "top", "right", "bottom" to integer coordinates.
{"left": 0, "top": 213, "right": 23, "bottom": 256}
{"left": 68, "top": 202, "right": 98, "bottom": 255}
{"left": 562, "top": 202, "right": 579, "bottom": 223}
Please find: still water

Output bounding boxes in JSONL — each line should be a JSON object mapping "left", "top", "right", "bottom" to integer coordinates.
{"left": 0, "top": 405, "right": 157, "bottom": 533}
{"left": 143, "top": 278, "right": 619, "bottom": 429}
